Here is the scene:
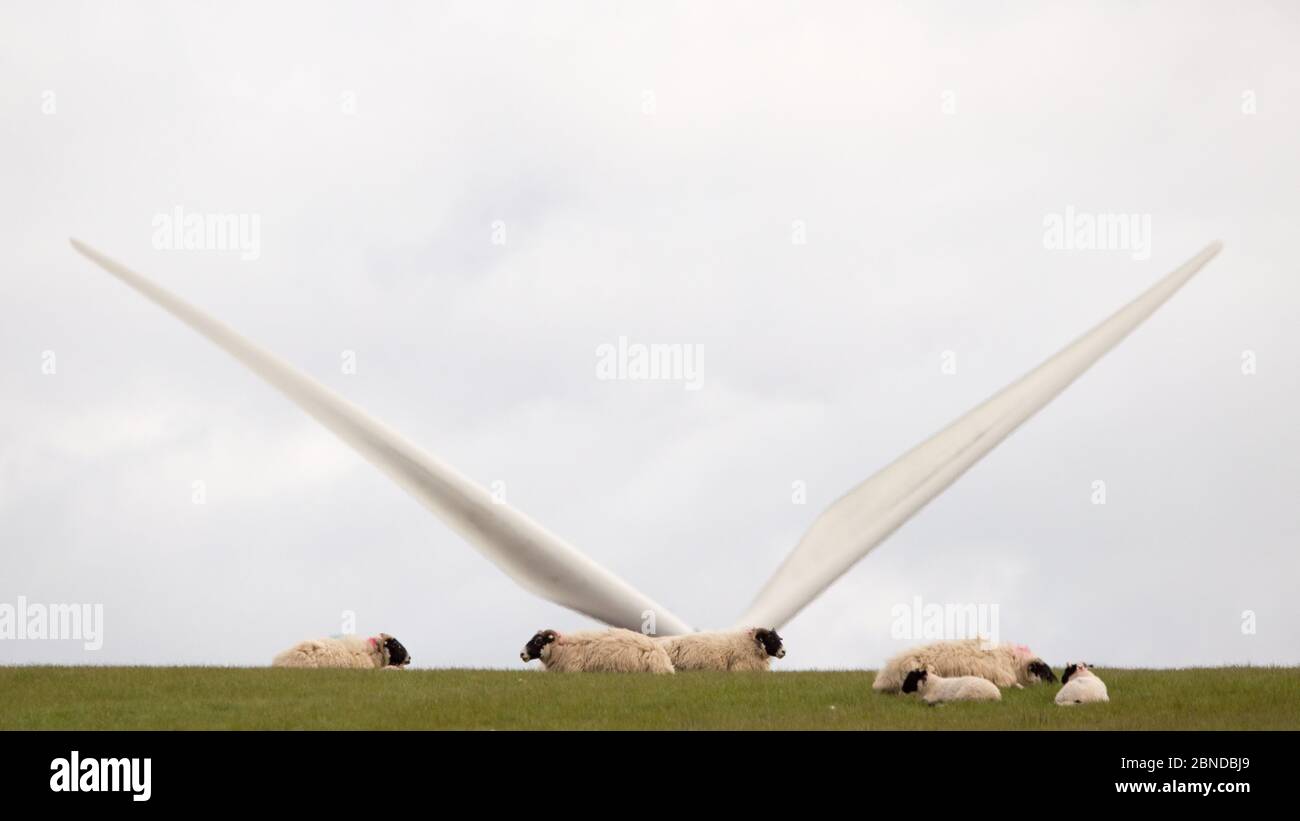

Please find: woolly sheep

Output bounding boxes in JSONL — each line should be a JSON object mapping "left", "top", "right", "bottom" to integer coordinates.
{"left": 873, "top": 639, "right": 1055, "bottom": 693}
{"left": 655, "top": 628, "right": 785, "bottom": 671}
{"left": 901, "top": 669, "right": 1001, "bottom": 704}
{"left": 520, "top": 628, "right": 674, "bottom": 673}
{"left": 1055, "top": 662, "right": 1109, "bottom": 705}
{"left": 272, "top": 633, "right": 411, "bottom": 669}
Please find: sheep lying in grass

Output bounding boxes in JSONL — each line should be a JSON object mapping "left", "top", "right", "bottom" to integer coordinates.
{"left": 655, "top": 628, "right": 785, "bottom": 671}
{"left": 901, "top": 669, "right": 1001, "bottom": 704}
{"left": 873, "top": 639, "right": 1055, "bottom": 693}
{"left": 272, "top": 633, "right": 411, "bottom": 669}
{"left": 520, "top": 628, "right": 674, "bottom": 673}
{"left": 1055, "top": 662, "right": 1109, "bottom": 705}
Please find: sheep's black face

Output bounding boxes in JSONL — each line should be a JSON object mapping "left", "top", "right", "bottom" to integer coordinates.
{"left": 1061, "top": 663, "right": 1088, "bottom": 684}
{"left": 1026, "top": 659, "right": 1056, "bottom": 683}
{"left": 384, "top": 636, "right": 410, "bottom": 667}
{"left": 901, "top": 669, "right": 928, "bottom": 694}
{"left": 521, "top": 630, "right": 557, "bottom": 662}
{"left": 754, "top": 628, "right": 786, "bottom": 659}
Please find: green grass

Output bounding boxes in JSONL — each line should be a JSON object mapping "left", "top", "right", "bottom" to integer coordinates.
{"left": 2, "top": 666, "right": 1296, "bottom": 730}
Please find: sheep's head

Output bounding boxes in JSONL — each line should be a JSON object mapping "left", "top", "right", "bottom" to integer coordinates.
{"left": 1024, "top": 658, "right": 1056, "bottom": 684}
{"left": 380, "top": 633, "right": 411, "bottom": 667}
{"left": 521, "top": 629, "right": 557, "bottom": 662}
{"left": 753, "top": 628, "right": 786, "bottom": 659}
{"left": 901, "top": 669, "right": 928, "bottom": 694}
{"left": 1061, "top": 662, "right": 1089, "bottom": 684}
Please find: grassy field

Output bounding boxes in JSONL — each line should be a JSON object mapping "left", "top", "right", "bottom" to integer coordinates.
{"left": 2, "top": 666, "right": 1296, "bottom": 730}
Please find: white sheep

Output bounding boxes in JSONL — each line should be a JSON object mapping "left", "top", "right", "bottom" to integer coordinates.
{"left": 520, "top": 628, "right": 674, "bottom": 673}
{"left": 655, "top": 628, "right": 786, "bottom": 671}
{"left": 1055, "top": 662, "right": 1109, "bottom": 705}
{"left": 901, "top": 669, "right": 1001, "bottom": 704}
{"left": 272, "top": 633, "right": 411, "bottom": 669}
{"left": 873, "top": 639, "right": 1055, "bottom": 692}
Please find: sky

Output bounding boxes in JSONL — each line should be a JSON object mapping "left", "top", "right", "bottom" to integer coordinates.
{"left": 1, "top": 1, "right": 1297, "bottom": 670}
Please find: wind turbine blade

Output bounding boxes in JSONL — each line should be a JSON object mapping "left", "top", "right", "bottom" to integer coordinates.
{"left": 70, "top": 239, "right": 692, "bottom": 635}
{"left": 739, "top": 242, "right": 1223, "bottom": 630}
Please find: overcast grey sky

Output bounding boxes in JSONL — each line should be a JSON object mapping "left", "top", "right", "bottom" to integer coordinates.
{"left": 2, "top": 1, "right": 1297, "bottom": 669}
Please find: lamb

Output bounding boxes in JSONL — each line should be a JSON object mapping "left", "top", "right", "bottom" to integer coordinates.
{"left": 901, "top": 669, "right": 1001, "bottom": 704}
{"left": 272, "top": 633, "right": 411, "bottom": 669}
{"left": 655, "top": 628, "right": 786, "bottom": 671}
{"left": 1055, "top": 662, "right": 1109, "bottom": 705}
{"left": 520, "top": 628, "right": 674, "bottom": 673}
{"left": 873, "top": 639, "right": 1055, "bottom": 693}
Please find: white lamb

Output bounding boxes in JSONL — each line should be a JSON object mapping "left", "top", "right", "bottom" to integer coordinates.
{"left": 873, "top": 639, "right": 1055, "bottom": 692}
{"left": 1055, "top": 662, "right": 1109, "bottom": 705}
{"left": 520, "top": 628, "right": 674, "bottom": 673}
{"left": 901, "top": 669, "right": 1001, "bottom": 704}
{"left": 655, "top": 628, "right": 786, "bottom": 671}
{"left": 272, "top": 633, "right": 411, "bottom": 669}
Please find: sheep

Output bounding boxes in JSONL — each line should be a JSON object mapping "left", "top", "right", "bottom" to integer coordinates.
{"left": 873, "top": 639, "right": 1055, "bottom": 693}
{"left": 272, "top": 633, "right": 411, "bottom": 669}
{"left": 520, "top": 628, "right": 674, "bottom": 673}
{"left": 901, "top": 669, "right": 1001, "bottom": 704}
{"left": 1055, "top": 662, "right": 1109, "bottom": 705}
{"left": 655, "top": 628, "right": 786, "bottom": 671}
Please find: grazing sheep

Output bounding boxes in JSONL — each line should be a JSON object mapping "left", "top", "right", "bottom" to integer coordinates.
{"left": 901, "top": 669, "right": 1001, "bottom": 704}
{"left": 873, "top": 639, "right": 1055, "bottom": 693}
{"left": 272, "top": 633, "right": 411, "bottom": 669}
{"left": 655, "top": 628, "right": 786, "bottom": 671}
{"left": 520, "top": 628, "right": 674, "bottom": 673}
{"left": 1055, "top": 662, "right": 1109, "bottom": 705}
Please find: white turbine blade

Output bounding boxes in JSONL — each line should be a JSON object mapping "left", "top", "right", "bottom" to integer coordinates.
{"left": 740, "top": 242, "right": 1223, "bottom": 629}
{"left": 70, "top": 239, "right": 692, "bottom": 635}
